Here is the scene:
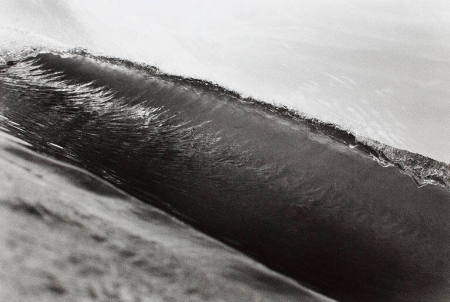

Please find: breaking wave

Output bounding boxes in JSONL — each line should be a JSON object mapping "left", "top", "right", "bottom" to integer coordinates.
{"left": 1, "top": 50, "right": 449, "bottom": 302}
{"left": 2, "top": 49, "right": 447, "bottom": 188}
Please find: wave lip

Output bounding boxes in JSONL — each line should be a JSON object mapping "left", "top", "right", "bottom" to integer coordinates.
{"left": 7, "top": 49, "right": 448, "bottom": 188}
{"left": 3, "top": 0, "right": 450, "bottom": 162}
{"left": 1, "top": 51, "right": 450, "bottom": 302}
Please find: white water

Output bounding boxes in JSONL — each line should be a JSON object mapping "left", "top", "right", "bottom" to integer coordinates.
{"left": 1, "top": 0, "right": 449, "bottom": 162}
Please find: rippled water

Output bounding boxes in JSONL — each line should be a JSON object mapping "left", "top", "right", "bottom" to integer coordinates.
{"left": 1, "top": 52, "right": 449, "bottom": 302}
{"left": 1, "top": 2, "right": 449, "bottom": 300}
{"left": 1, "top": 0, "right": 449, "bottom": 161}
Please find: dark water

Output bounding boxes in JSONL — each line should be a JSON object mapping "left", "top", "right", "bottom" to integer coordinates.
{"left": 0, "top": 52, "right": 449, "bottom": 302}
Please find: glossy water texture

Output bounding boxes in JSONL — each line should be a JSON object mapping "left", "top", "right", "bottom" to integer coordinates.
{"left": 1, "top": 0, "right": 449, "bottom": 162}
{"left": 0, "top": 131, "right": 331, "bottom": 302}
{"left": 0, "top": 53, "right": 449, "bottom": 302}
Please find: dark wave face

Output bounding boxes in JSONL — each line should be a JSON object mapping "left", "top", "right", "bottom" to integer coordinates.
{"left": 0, "top": 52, "right": 449, "bottom": 302}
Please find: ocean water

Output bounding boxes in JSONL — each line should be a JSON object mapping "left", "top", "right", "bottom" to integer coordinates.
{"left": 1, "top": 0, "right": 449, "bottom": 162}
{"left": 0, "top": 52, "right": 449, "bottom": 302}
{"left": 0, "top": 2, "right": 449, "bottom": 301}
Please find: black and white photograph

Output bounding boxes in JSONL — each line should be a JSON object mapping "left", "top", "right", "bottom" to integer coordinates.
{"left": 0, "top": 1, "right": 449, "bottom": 301}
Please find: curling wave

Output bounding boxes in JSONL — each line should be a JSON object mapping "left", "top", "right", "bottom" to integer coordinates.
{"left": 1, "top": 51, "right": 449, "bottom": 302}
